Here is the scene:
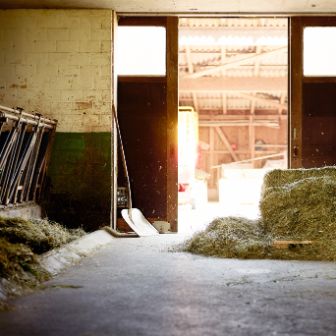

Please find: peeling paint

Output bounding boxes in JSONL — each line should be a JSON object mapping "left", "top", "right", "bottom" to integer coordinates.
{"left": 75, "top": 101, "right": 93, "bottom": 110}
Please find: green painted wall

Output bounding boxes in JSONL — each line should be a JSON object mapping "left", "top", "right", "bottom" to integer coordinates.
{"left": 44, "top": 132, "right": 111, "bottom": 231}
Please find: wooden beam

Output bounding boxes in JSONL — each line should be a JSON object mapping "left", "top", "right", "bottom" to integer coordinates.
{"left": 183, "top": 47, "right": 286, "bottom": 79}
{"left": 221, "top": 46, "right": 227, "bottom": 114}
{"left": 166, "top": 17, "right": 178, "bottom": 232}
{"left": 200, "top": 120, "right": 280, "bottom": 127}
{"left": 220, "top": 45, "right": 226, "bottom": 76}
{"left": 238, "top": 92, "right": 287, "bottom": 110}
{"left": 215, "top": 126, "right": 239, "bottom": 161}
{"left": 179, "top": 27, "right": 287, "bottom": 40}
{"left": 278, "top": 92, "right": 286, "bottom": 114}
{"left": 180, "top": 76, "right": 287, "bottom": 92}
{"left": 185, "top": 44, "right": 194, "bottom": 74}
{"left": 203, "top": 149, "right": 285, "bottom": 154}
{"left": 248, "top": 115, "right": 256, "bottom": 167}
{"left": 192, "top": 92, "right": 199, "bottom": 111}
{"left": 209, "top": 127, "right": 215, "bottom": 188}
{"left": 222, "top": 93, "right": 227, "bottom": 114}
{"left": 250, "top": 93, "right": 256, "bottom": 114}
{"left": 249, "top": 95, "right": 256, "bottom": 167}
{"left": 199, "top": 114, "right": 287, "bottom": 121}
{"left": 212, "top": 152, "right": 285, "bottom": 169}
{"left": 290, "top": 17, "right": 302, "bottom": 168}
{"left": 254, "top": 45, "right": 262, "bottom": 76}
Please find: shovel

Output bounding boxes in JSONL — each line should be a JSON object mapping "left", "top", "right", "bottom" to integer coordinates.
{"left": 112, "top": 104, "right": 159, "bottom": 237}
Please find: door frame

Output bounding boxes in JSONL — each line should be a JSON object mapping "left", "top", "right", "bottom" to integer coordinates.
{"left": 114, "top": 14, "right": 336, "bottom": 229}
{"left": 113, "top": 16, "right": 178, "bottom": 231}
{"left": 290, "top": 16, "right": 336, "bottom": 168}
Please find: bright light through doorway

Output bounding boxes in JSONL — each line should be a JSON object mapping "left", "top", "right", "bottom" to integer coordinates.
{"left": 178, "top": 18, "right": 288, "bottom": 235}
{"left": 117, "top": 26, "right": 166, "bottom": 76}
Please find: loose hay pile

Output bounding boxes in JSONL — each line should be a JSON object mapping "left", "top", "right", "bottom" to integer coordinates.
{"left": 0, "top": 217, "right": 85, "bottom": 254}
{"left": 183, "top": 217, "right": 271, "bottom": 259}
{"left": 0, "top": 238, "right": 47, "bottom": 282}
{"left": 0, "top": 216, "right": 85, "bottom": 309}
{"left": 181, "top": 166, "right": 336, "bottom": 261}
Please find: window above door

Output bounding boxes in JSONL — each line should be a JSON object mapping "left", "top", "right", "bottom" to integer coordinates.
{"left": 304, "top": 27, "right": 336, "bottom": 77}
{"left": 116, "top": 26, "right": 166, "bottom": 76}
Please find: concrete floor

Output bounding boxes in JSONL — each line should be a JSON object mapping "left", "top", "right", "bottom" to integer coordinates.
{"left": 1, "top": 235, "right": 336, "bottom": 336}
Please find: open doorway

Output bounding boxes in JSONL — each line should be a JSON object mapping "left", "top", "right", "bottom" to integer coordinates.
{"left": 178, "top": 18, "right": 288, "bottom": 234}
{"left": 115, "top": 17, "right": 178, "bottom": 233}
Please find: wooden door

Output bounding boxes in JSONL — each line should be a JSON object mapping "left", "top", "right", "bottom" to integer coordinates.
{"left": 291, "top": 17, "right": 336, "bottom": 168}
{"left": 117, "top": 17, "right": 178, "bottom": 231}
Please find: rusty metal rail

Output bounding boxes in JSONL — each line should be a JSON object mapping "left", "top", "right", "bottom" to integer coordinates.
{"left": 0, "top": 105, "right": 57, "bottom": 207}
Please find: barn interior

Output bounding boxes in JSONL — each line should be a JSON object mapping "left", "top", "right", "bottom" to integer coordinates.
{"left": 1, "top": 1, "right": 336, "bottom": 335}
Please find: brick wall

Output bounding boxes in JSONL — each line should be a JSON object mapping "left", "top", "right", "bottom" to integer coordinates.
{"left": 0, "top": 9, "right": 113, "bottom": 132}
{"left": 0, "top": 10, "right": 115, "bottom": 230}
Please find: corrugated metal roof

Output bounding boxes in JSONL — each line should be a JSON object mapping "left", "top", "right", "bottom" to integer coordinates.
{"left": 178, "top": 18, "right": 288, "bottom": 114}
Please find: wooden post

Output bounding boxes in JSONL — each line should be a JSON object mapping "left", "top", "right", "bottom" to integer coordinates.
{"left": 166, "top": 16, "right": 178, "bottom": 232}
{"left": 290, "top": 17, "right": 303, "bottom": 168}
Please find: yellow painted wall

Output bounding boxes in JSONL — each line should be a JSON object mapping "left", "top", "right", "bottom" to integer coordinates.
{"left": 0, "top": 9, "right": 113, "bottom": 133}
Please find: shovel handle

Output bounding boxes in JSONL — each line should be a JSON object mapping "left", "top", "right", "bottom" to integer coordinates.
{"left": 112, "top": 104, "right": 132, "bottom": 212}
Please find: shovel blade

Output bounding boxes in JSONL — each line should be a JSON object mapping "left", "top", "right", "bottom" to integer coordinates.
{"left": 121, "top": 208, "right": 159, "bottom": 237}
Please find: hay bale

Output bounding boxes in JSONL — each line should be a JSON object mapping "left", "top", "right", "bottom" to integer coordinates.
{"left": 182, "top": 217, "right": 271, "bottom": 259}
{"left": 260, "top": 168, "right": 336, "bottom": 240}
{"left": 262, "top": 166, "right": 336, "bottom": 191}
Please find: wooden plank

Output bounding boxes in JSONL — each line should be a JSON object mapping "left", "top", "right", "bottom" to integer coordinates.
{"left": 214, "top": 126, "right": 238, "bottom": 161}
{"left": 273, "top": 240, "right": 313, "bottom": 249}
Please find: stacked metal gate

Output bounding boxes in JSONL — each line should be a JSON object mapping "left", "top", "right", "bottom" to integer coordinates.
{"left": 0, "top": 105, "right": 57, "bottom": 207}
